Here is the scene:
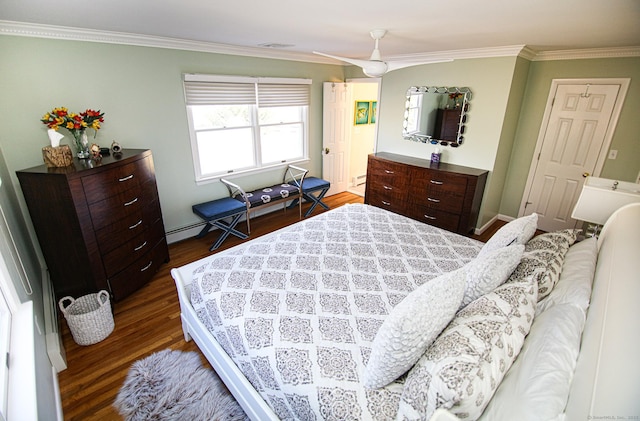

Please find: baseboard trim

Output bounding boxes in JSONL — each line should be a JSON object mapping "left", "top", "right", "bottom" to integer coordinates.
{"left": 474, "top": 213, "right": 514, "bottom": 236}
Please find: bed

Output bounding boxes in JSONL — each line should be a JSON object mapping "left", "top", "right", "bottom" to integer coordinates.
{"left": 171, "top": 202, "right": 640, "bottom": 420}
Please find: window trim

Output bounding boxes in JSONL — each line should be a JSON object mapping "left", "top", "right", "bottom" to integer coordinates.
{"left": 183, "top": 74, "right": 312, "bottom": 184}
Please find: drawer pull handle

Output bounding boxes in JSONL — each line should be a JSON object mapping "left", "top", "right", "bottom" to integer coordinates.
{"left": 134, "top": 241, "right": 147, "bottom": 252}
{"left": 383, "top": 185, "right": 393, "bottom": 190}
{"left": 427, "top": 197, "right": 440, "bottom": 203}
{"left": 129, "top": 220, "right": 143, "bottom": 230}
{"left": 124, "top": 197, "right": 138, "bottom": 207}
{"left": 430, "top": 180, "right": 444, "bottom": 185}
{"left": 119, "top": 174, "right": 134, "bottom": 182}
{"left": 382, "top": 201, "right": 391, "bottom": 206}
{"left": 140, "top": 261, "right": 153, "bottom": 272}
{"left": 424, "top": 215, "right": 437, "bottom": 220}
{"left": 384, "top": 170, "right": 395, "bottom": 174}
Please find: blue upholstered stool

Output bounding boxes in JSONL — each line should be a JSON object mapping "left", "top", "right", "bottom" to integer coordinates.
{"left": 192, "top": 197, "right": 248, "bottom": 251}
{"left": 289, "top": 176, "right": 331, "bottom": 217}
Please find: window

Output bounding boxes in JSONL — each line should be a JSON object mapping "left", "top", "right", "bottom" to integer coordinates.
{"left": 405, "top": 93, "right": 422, "bottom": 134}
{"left": 184, "top": 74, "right": 311, "bottom": 182}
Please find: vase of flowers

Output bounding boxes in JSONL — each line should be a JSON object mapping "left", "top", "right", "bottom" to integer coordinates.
{"left": 448, "top": 93, "right": 462, "bottom": 109}
{"left": 41, "top": 107, "right": 105, "bottom": 159}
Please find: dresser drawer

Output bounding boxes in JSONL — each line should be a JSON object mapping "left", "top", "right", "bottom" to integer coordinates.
{"left": 102, "top": 218, "right": 165, "bottom": 277}
{"left": 108, "top": 238, "right": 168, "bottom": 301}
{"left": 410, "top": 168, "right": 468, "bottom": 191}
{"left": 409, "top": 170, "right": 467, "bottom": 213}
{"left": 94, "top": 202, "right": 162, "bottom": 255}
{"left": 407, "top": 204, "right": 460, "bottom": 232}
{"left": 88, "top": 180, "right": 158, "bottom": 230}
{"left": 409, "top": 185, "right": 466, "bottom": 213}
{"left": 367, "top": 191, "right": 406, "bottom": 214}
{"left": 368, "top": 157, "right": 408, "bottom": 186}
{"left": 367, "top": 181, "right": 406, "bottom": 203}
{"left": 82, "top": 156, "right": 153, "bottom": 204}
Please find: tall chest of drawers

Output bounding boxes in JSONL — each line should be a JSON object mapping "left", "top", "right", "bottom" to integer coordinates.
{"left": 16, "top": 149, "right": 169, "bottom": 302}
{"left": 365, "top": 152, "right": 488, "bottom": 235}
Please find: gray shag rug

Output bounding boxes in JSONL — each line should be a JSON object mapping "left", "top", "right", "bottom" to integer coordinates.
{"left": 114, "top": 349, "right": 248, "bottom": 421}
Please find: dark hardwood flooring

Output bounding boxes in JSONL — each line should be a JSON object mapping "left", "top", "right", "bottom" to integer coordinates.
{"left": 57, "top": 191, "right": 502, "bottom": 420}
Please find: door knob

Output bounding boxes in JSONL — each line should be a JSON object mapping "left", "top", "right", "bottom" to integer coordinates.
{"left": 324, "top": 147, "right": 330, "bottom": 154}
{"left": 582, "top": 172, "right": 590, "bottom": 178}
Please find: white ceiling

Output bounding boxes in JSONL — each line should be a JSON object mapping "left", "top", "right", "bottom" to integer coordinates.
{"left": 1, "top": 0, "right": 639, "bottom": 62}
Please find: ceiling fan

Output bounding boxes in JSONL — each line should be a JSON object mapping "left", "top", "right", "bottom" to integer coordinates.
{"left": 313, "top": 29, "right": 452, "bottom": 77}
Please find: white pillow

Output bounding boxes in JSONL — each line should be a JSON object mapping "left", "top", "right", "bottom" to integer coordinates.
{"left": 461, "top": 244, "right": 524, "bottom": 308}
{"left": 479, "top": 304, "right": 585, "bottom": 421}
{"left": 478, "top": 213, "right": 537, "bottom": 257}
{"left": 363, "top": 269, "right": 466, "bottom": 389}
{"left": 536, "top": 236, "right": 597, "bottom": 316}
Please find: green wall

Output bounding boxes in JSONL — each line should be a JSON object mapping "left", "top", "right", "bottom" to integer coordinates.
{"left": 375, "top": 56, "right": 521, "bottom": 227}
{"left": 1, "top": 34, "right": 637, "bottom": 239}
{"left": 0, "top": 36, "right": 344, "bottom": 235}
{"left": 500, "top": 56, "right": 640, "bottom": 217}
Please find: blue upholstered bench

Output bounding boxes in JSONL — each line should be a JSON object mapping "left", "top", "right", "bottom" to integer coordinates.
{"left": 192, "top": 197, "right": 248, "bottom": 251}
{"left": 287, "top": 176, "right": 331, "bottom": 217}
{"left": 220, "top": 165, "right": 308, "bottom": 233}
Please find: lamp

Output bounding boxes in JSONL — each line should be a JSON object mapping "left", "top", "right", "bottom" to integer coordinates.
{"left": 571, "top": 176, "right": 640, "bottom": 237}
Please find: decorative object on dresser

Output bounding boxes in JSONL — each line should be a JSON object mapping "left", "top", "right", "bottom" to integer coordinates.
{"left": 40, "top": 107, "right": 105, "bottom": 159}
{"left": 364, "top": 152, "right": 487, "bottom": 235}
{"left": 16, "top": 149, "right": 169, "bottom": 302}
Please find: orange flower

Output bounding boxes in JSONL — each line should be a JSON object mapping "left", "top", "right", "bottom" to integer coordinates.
{"left": 41, "top": 107, "right": 105, "bottom": 135}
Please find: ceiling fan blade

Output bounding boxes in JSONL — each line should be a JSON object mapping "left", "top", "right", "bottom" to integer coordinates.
{"left": 312, "top": 51, "right": 372, "bottom": 68}
{"left": 386, "top": 58, "right": 454, "bottom": 72}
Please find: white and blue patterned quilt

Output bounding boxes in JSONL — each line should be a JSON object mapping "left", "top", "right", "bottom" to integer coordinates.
{"left": 190, "top": 203, "right": 483, "bottom": 420}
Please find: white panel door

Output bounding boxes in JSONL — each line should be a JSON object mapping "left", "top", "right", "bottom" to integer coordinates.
{"left": 322, "top": 82, "right": 351, "bottom": 196}
{"left": 522, "top": 83, "right": 621, "bottom": 232}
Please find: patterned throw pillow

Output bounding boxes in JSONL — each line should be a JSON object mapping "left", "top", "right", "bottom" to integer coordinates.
{"left": 508, "top": 229, "right": 579, "bottom": 300}
{"left": 363, "top": 269, "right": 466, "bottom": 389}
{"left": 461, "top": 244, "right": 524, "bottom": 308}
{"left": 536, "top": 236, "right": 597, "bottom": 316}
{"left": 478, "top": 213, "right": 537, "bottom": 258}
{"left": 397, "top": 276, "right": 538, "bottom": 421}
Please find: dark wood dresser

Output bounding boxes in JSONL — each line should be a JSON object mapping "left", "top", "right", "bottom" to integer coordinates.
{"left": 365, "top": 152, "right": 488, "bottom": 235}
{"left": 434, "top": 108, "right": 462, "bottom": 141}
{"left": 16, "top": 149, "right": 169, "bottom": 302}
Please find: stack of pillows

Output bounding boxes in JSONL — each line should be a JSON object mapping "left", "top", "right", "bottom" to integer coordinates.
{"left": 364, "top": 213, "right": 581, "bottom": 420}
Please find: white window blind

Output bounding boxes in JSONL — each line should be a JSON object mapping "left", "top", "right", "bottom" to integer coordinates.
{"left": 183, "top": 74, "right": 311, "bottom": 181}
{"left": 184, "top": 82, "right": 256, "bottom": 105}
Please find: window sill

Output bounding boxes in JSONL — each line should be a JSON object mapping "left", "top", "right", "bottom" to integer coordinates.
{"left": 195, "top": 158, "right": 311, "bottom": 186}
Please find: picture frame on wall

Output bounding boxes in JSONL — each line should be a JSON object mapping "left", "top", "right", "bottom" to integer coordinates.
{"left": 369, "top": 101, "right": 377, "bottom": 124}
{"left": 354, "top": 101, "right": 370, "bottom": 125}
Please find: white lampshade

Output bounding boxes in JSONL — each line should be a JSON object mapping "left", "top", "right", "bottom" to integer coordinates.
{"left": 571, "top": 177, "right": 640, "bottom": 225}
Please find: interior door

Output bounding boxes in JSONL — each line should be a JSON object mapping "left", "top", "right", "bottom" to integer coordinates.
{"left": 322, "top": 82, "right": 351, "bottom": 196}
{"left": 520, "top": 82, "right": 625, "bottom": 232}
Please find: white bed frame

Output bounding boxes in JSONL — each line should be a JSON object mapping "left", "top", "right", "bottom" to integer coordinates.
{"left": 171, "top": 203, "right": 640, "bottom": 420}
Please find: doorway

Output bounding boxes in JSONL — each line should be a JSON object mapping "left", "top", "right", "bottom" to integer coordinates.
{"left": 519, "top": 78, "right": 630, "bottom": 232}
{"left": 322, "top": 79, "right": 380, "bottom": 198}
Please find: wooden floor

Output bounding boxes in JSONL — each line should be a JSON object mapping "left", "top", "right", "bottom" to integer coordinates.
{"left": 57, "top": 191, "right": 501, "bottom": 420}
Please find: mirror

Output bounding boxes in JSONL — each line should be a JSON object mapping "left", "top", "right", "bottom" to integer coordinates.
{"left": 402, "top": 86, "right": 472, "bottom": 147}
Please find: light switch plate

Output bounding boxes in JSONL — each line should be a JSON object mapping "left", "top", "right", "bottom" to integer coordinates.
{"left": 608, "top": 149, "right": 618, "bottom": 159}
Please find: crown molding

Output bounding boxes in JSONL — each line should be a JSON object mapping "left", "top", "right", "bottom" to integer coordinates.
{"left": 531, "top": 46, "right": 640, "bottom": 61}
{"left": 387, "top": 45, "right": 529, "bottom": 62}
{"left": 2, "top": 20, "right": 638, "bottom": 64}
{"left": 0, "top": 20, "right": 332, "bottom": 64}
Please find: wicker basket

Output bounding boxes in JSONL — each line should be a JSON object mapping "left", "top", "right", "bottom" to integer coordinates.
{"left": 59, "top": 290, "right": 115, "bottom": 346}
